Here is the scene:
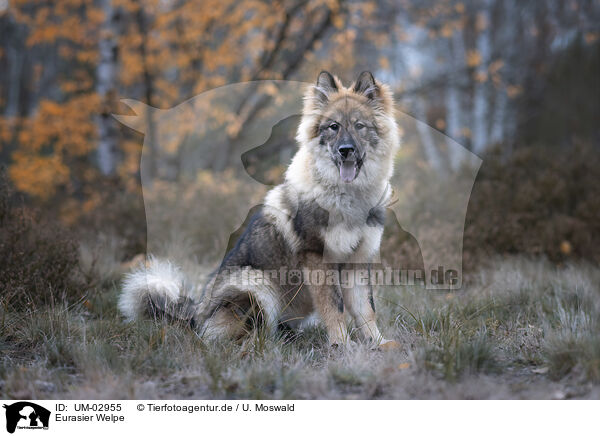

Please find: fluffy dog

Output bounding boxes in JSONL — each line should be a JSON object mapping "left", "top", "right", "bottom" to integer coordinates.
{"left": 119, "top": 71, "right": 400, "bottom": 348}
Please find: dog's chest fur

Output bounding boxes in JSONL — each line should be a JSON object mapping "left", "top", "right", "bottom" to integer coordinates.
{"left": 289, "top": 182, "right": 385, "bottom": 261}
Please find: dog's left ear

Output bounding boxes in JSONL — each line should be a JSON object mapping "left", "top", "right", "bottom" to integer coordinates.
{"left": 353, "top": 71, "right": 395, "bottom": 113}
{"left": 353, "top": 71, "right": 380, "bottom": 100}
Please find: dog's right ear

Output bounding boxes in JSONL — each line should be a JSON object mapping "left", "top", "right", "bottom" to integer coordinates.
{"left": 313, "top": 71, "right": 339, "bottom": 106}
{"left": 353, "top": 71, "right": 378, "bottom": 99}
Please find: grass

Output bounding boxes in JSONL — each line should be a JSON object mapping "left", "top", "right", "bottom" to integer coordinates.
{"left": 1, "top": 256, "right": 599, "bottom": 399}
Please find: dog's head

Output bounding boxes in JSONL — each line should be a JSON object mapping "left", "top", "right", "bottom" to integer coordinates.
{"left": 296, "top": 71, "right": 399, "bottom": 187}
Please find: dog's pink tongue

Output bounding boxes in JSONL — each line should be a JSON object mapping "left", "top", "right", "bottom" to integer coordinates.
{"left": 340, "top": 161, "right": 357, "bottom": 183}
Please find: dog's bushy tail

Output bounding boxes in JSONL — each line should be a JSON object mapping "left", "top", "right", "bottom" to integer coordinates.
{"left": 118, "top": 257, "right": 283, "bottom": 340}
{"left": 118, "top": 257, "right": 199, "bottom": 326}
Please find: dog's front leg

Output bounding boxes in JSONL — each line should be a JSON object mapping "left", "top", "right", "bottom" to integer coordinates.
{"left": 303, "top": 254, "right": 349, "bottom": 346}
{"left": 342, "top": 264, "right": 399, "bottom": 350}
{"left": 341, "top": 263, "right": 383, "bottom": 343}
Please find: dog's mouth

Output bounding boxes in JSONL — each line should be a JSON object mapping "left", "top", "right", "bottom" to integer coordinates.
{"left": 338, "top": 155, "right": 364, "bottom": 183}
{"left": 340, "top": 160, "right": 357, "bottom": 183}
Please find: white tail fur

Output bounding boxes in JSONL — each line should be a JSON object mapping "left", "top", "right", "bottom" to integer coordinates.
{"left": 118, "top": 257, "right": 186, "bottom": 322}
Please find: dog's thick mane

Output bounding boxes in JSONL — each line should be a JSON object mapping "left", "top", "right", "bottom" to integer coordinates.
{"left": 273, "top": 73, "right": 400, "bottom": 221}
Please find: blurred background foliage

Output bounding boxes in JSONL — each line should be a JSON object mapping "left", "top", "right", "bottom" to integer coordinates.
{"left": 0, "top": 0, "right": 599, "bottom": 279}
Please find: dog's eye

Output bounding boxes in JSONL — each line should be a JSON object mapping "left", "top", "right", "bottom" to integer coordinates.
{"left": 328, "top": 123, "right": 339, "bottom": 131}
{"left": 355, "top": 122, "right": 365, "bottom": 130}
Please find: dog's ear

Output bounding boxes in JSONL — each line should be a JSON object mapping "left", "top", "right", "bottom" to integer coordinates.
{"left": 314, "top": 71, "right": 339, "bottom": 105}
{"left": 353, "top": 71, "right": 379, "bottom": 100}
{"left": 353, "top": 71, "right": 395, "bottom": 113}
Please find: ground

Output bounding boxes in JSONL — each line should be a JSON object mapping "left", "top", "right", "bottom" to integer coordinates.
{"left": 1, "top": 257, "right": 599, "bottom": 399}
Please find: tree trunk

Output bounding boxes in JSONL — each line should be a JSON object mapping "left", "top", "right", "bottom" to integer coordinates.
{"left": 136, "top": 3, "right": 158, "bottom": 181}
{"left": 471, "top": 0, "right": 492, "bottom": 155}
{"left": 96, "top": 0, "right": 119, "bottom": 175}
{"left": 445, "top": 29, "right": 467, "bottom": 168}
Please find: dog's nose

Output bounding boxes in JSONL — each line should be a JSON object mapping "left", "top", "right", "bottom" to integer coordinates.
{"left": 338, "top": 144, "right": 355, "bottom": 159}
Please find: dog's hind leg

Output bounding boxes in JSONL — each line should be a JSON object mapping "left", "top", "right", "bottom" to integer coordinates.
{"left": 197, "top": 267, "right": 282, "bottom": 341}
{"left": 200, "top": 304, "right": 255, "bottom": 341}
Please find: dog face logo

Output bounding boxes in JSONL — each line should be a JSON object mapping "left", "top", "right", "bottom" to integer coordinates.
{"left": 114, "top": 80, "right": 481, "bottom": 289}
{"left": 3, "top": 402, "right": 50, "bottom": 433}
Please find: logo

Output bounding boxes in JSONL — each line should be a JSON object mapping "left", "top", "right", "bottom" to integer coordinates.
{"left": 2, "top": 402, "right": 50, "bottom": 434}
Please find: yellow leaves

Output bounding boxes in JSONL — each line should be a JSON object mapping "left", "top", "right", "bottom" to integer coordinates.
{"left": 488, "top": 59, "right": 504, "bottom": 74}
{"left": 27, "top": 24, "right": 61, "bottom": 46}
{"left": 8, "top": 95, "right": 101, "bottom": 199}
{"left": 119, "top": 49, "right": 144, "bottom": 87}
{"left": 60, "top": 77, "right": 94, "bottom": 93}
{"left": 207, "top": 75, "right": 227, "bottom": 89}
{"left": 75, "top": 49, "right": 98, "bottom": 64}
{"left": 560, "top": 240, "right": 572, "bottom": 255}
{"left": 317, "top": 0, "right": 341, "bottom": 14}
{"left": 26, "top": 96, "right": 99, "bottom": 155}
{"left": 379, "top": 56, "right": 390, "bottom": 70}
{"left": 398, "top": 362, "right": 410, "bottom": 370}
{"left": 465, "top": 50, "right": 482, "bottom": 68}
{"left": 506, "top": 85, "right": 523, "bottom": 98}
{"left": 82, "top": 193, "right": 102, "bottom": 214}
{"left": 345, "top": 28, "right": 358, "bottom": 42}
{"left": 440, "top": 23, "right": 454, "bottom": 38}
{"left": 18, "top": 1, "right": 104, "bottom": 51}
{"left": 113, "top": 0, "right": 141, "bottom": 14}
{"left": 261, "top": 82, "right": 280, "bottom": 97}
{"left": 0, "top": 118, "right": 15, "bottom": 146}
{"left": 332, "top": 14, "right": 345, "bottom": 30}
{"left": 40, "top": 100, "right": 63, "bottom": 117}
{"left": 85, "top": 7, "right": 105, "bottom": 27}
{"left": 155, "top": 78, "right": 180, "bottom": 106}
{"left": 584, "top": 32, "right": 599, "bottom": 44}
{"left": 474, "top": 70, "right": 488, "bottom": 83}
{"left": 358, "top": 1, "right": 376, "bottom": 17}
{"left": 9, "top": 153, "right": 70, "bottom": 200}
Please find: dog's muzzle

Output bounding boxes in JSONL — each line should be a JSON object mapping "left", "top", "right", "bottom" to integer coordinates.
{"left": 337, "top": 145, "right": 364, "bottom": 183}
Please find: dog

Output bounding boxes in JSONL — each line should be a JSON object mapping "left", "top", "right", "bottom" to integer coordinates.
{"left": 119, "top": 71, "right": 401, "bottom": 348}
